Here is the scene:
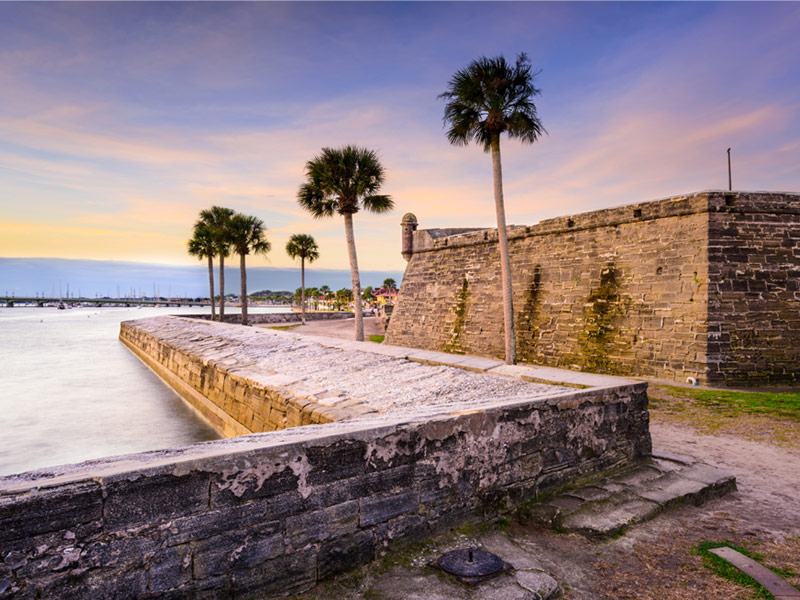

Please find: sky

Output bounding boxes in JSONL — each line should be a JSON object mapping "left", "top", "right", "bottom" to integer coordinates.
{"left": 0, "top": 1, "right": 798, "bottom": 273}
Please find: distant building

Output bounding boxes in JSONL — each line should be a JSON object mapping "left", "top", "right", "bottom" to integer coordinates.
{"left": 373, "top": 287, "right": 398, "bottom": 307}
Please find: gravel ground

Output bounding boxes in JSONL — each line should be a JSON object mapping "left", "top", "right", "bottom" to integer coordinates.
{"left": 137, "top": 317, "right": 568, "bottom": 414}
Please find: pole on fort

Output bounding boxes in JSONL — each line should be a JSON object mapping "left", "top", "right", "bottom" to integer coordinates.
{"left": 727, "top": 147, "right": 732, "bottom": 191}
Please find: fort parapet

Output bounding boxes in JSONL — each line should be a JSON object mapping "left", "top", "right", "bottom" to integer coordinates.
{"left": 386, "top": 191, "right": 800, "bottom": 386}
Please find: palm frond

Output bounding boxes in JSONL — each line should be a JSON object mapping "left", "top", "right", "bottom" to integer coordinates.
{"left": 296, "top": 145, "right": 391, "bottom": 218}
{"left": 286, "top": 233, "right": 320, "bottom": 263}
{"left": 227, "top": 213, "right": 270, "bottom": 257}
{"left": 440, "top": 52, "right": 546, "bottom": 152}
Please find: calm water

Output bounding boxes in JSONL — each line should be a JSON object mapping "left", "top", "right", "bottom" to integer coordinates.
{"left": 0, "top": 305, "right": 287, "bottom": 476}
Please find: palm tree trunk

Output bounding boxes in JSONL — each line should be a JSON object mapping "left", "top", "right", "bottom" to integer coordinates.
{"left": 301, "top": 256, "right": 306, "bottom": 325}
{"left": 343, "top": 212, "right": 364, "bottom": 341}
{"left": 240, "top": 253, "right": 248, "bottom": 326}
{"left": 491, "top": 135, "right": 516, "bottom": 365}
{"left": 218, "top": 255, "right": 225, "bottom": 321}
{"left": 207, "top": 254, "right": 216, "bottom": 320}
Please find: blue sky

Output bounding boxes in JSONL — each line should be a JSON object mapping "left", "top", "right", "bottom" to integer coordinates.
{"left": 1, "top": 2, "right": 798, "bottom": 271}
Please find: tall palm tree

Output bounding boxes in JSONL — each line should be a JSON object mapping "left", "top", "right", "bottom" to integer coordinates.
{"left": 439, "top": 53, "right": 545, "bottom": 365}
{"left": 285, "top": 233, "right": 320, "bottom": 325}
{"left": 226, "top": 213, "right": 271, "bottom": 326}
{"left": 297, "top": 145, "right": 393, "bottom": 341}
{"left": 199, "top": 206, "right": 235, "bottom": 321}
{"left": 187, "top": 221, "right": 217, "bottom": 320}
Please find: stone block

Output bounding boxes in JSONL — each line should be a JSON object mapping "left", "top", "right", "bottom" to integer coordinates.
{"left": 360, "top": 490, "right": 418, "bottom": 527}
{"left": 374, "top": 514, "right": 429, "bottom": 554}
{"left": 230, "top": 547, "right": 316, "bottom": 599}
{"left": 285, "top": 500, "right": 359, "bottom": 549}
{"left": 192, "top": 521, "right": 283, "bottom": 579}
{"left": 210, "top": 463, "right": 298, "bottom": 508}
{"left": 0, "top": 481, "right": 102, "bottom": 544}
{"left": 103, "top": 471, "right": 210, "bottom": 531}
{"left": 147, "top": 543, "right": 193, "bottom": 593}
{"left": 350, "top": 465, "right": 414, "bottom": 497}
{"left": 163, "top": 501, "right": 277, "bottom": 546}
{"left": 305, "top": 439, "right": 366, "bottom": 485}
{"left": 559, "top": 492, "right": 661, "bottom": 537}
{"left": 318, "top": 530, "right": 374, "bottom": 580}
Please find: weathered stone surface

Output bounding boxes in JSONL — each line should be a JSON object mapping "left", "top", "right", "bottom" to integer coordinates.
{"left": 387, "top": 191, "right": 800, "bottom": 385}
{"left": 192, "top": 521, "right": 283, "bottom": 578}
{"left": 560, "top": 492, "right": 661, "bottom": 537}
{"left": 147, "top": 543, "right": 193, "bottom": 594}
{"left": 360, "top": 490, "right": 419, "bottom": 527}
{"left": 285, "top": 500, "right": 360, "bottom": 549}
{"left": 0, "top": 482, "right": 102, "bottom": 543}
{"left": 525, "top": 456, "right": 736, "bottom": 538}
{"left": 318, "top": 530, "right": 375, "bottom": 580}
{"left": 103, "top": 471, "right": 210, "bottom": 530}
{"left": 230, "top": 547, "right": 317, "bottom": 599}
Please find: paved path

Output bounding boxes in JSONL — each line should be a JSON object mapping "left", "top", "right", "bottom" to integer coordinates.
{"left": 261, "top": 316, "right": 636, "bottom": 390}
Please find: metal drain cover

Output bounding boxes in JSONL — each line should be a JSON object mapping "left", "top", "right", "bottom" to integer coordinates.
{"left": 432, "top": 549, "right": 512, "bottom": 584}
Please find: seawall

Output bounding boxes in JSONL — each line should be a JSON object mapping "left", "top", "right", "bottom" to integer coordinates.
{"left": 0, "top": 317, "right": 650, "bottom": 598}
{"left": 386, "top": 191, "right": 800, "bottom": 386}
{"left": 187, "top": 311, "right": 353, "bottom": 325}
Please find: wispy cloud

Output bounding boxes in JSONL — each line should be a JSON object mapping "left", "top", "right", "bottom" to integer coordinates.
{"left": 0, "top": 2, "right": 798, "bottom": 272}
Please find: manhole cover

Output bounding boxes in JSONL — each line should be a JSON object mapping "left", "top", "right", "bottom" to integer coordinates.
{"left": 431, "top": 548, "right": 512, "bottom": 584}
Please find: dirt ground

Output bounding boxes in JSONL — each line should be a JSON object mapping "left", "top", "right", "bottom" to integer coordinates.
{"left": 262, "top": 315, "right": 385, "bottom": 340}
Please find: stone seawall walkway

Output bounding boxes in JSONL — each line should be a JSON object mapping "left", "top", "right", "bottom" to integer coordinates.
{"left": 131, "top": 316, "right": 572, "bottom": 419}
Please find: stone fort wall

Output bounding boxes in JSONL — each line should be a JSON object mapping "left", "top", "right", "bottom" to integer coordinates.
{"left": 386, "top": 191, "right": 800, "bottom": 386}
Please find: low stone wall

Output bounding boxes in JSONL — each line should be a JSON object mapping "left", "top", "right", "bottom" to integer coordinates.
{"left": 0, "top": 382, "right": 650, "bottom": 599}
{"left": 119, "top": 321, "right": 358, "bottom": 437}
{"left": 187, "top": 311, "right": 353, "bottom": 325}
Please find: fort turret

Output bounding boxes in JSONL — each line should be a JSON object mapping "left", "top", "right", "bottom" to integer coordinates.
{"left": 400, "top": 213, "right": 418, "bottom": 261}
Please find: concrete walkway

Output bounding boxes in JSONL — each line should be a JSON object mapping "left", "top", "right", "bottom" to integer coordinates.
{"left": 266, "top": 316, "right": 636, "bottom": 390}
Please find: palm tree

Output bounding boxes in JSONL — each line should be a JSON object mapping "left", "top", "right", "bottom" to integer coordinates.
{"left": 199, "top": 206, "right": 235, "bottom": 321}
{"left": 297, "top": 146, "right": 393, "bottom": 341}
{"left": 226, "top": 213, "right": 271, "bottom": 326}
{"left": 383, "top": 277, "right": 397, "bottom": 290}
{"left": 439, "top": 53, "right": 545, "bottom": 365}
{"left": 285, "top": 233, "right": 320, "bottom": 325}
{"left": 187, "top": 221, "right": 217, "bottom": 320}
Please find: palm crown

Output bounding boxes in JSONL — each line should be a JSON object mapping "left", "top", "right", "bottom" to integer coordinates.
{"left": 439, "top": 52, "right": 545, "bottom": 152}
{"left": 227, "top": 214, "right": 271, "bottom": 256}
{"left": 199, "top": 206, "right": 235, "bottom": 257}
{"left": 297, "top": 145, "right": 394, "bottom": 217}
{"left": 285, "top": 233, "right": 320, "bottom": 263}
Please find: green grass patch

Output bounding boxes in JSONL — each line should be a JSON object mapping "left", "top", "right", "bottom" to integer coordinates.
{"left": 660, "top": 386, "right": 800, "bottom": 422}
{"left": 695, "top": 541, "right": 799, "bottom": 599}
{"left": 367, "top": 335, "right": 385, "bottom": 343}
{"left": 267, "top": 324, "right": 302, "bottom": 330}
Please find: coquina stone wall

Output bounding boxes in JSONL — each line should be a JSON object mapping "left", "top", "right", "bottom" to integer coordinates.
{"left": 0, "top": 381, "right": 650, "bottom": 598}
{"left": 386, "top": 191, "right": 800, "bottom": 385}
{"left": 119, "top": 321, "right": 354, "bottom": 437}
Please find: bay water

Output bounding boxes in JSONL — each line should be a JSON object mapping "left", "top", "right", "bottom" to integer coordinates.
{"left": 0, "top": 305, "right": 288, "bottom": 476}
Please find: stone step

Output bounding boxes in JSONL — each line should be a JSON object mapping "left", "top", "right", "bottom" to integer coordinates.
{"left": 521, "top": 452, "right": 736, "bottom": 538}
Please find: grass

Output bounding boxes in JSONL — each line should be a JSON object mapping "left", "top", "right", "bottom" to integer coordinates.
{"left": 267, "top": 324, "right": 302, "bottom": 330}
{"left": 658, "top": 385, "right": 800, "bottom": 422}
{"left": 648, "top": 384, "right": 800, "bottom": 448}
{"left": 695, "top": 541, "right": 799, "bottom": 599}
{"left": 367, "top": 334, "right": 385, "bottom": 343}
